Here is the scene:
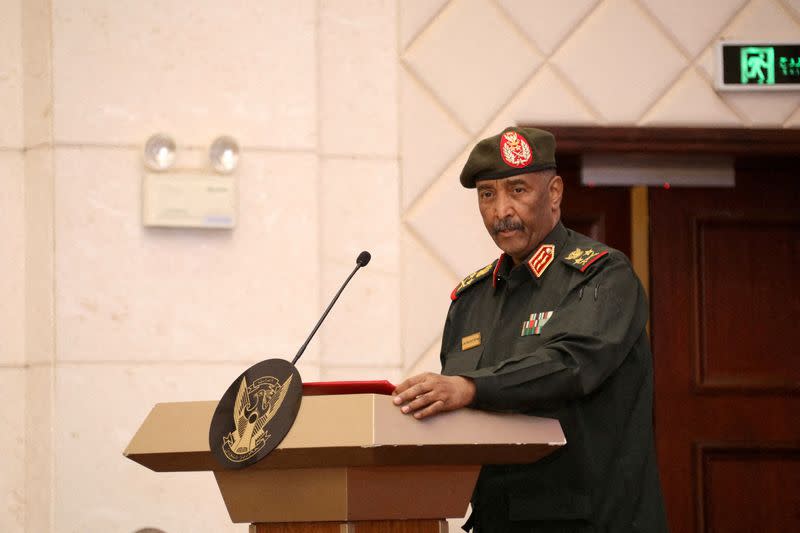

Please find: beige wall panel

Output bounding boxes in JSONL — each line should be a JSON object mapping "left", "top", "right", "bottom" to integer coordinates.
{"left": 319, "top": 156, "right": 400, "bottom": 369}
{"left": 51, "top": 0, "right": 316, "bottom": 147}
{"left": 22, "top": 0, "right": 53, "bottom": 148}
{"left": 25, "top": 148, "right": 55, "bottom": 364}
{"left": 638, "top": 0, "right": 746, "bottom": 57}
{"left": 54, "top": 363, "right": 244, "bottom": 533}
{"left": 0, "top": 0, "right": 23, "bottom": 148}
{"left": 551, "top": 0, "right": 687, "bottom": 123}
{"left": 0, "top": 151, "right": 25, "bottom": 366}
{"left": 400, "top": 0, "right": 448, "bottom": 51}
{"left": 320, "top": 266, "right": 401, "bottom": 368}
{"left": 320, "top": 0, "right": 397, "bottom": 156}
{"left": 321, "top": 157, "right": 400, "bottom": 272}
{"left": 403, "top": 0, "right": 542, "bottom": 134}
{"left": 640, "top": 68, "right": 742, "bottom": 126}
{"left": 0, "top": 369, "right": 25, "bottom": 533}
{"left": 54, "top": 148, "right": 319, "bottom": 363}
{"left": 401, "top": 229, "right": 455, "bottom": 369}
{"left": 25, "top": 365, "right": 54, "bottom": 533}
{"left": 320, "top": 365, "right": 403, "bottom": 383}
{"left": 400, "top": 70, "right": 469, "bottom": 209}
{"left": 497, "top": 0, "right": 599, "bottom": 55}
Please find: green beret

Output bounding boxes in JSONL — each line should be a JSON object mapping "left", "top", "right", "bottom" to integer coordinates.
{"left": 460, "top": 126, "right": 557, "bottom": 188}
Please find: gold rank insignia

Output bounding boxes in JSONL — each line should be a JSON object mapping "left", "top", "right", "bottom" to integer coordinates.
{"left": 563, "top": 247, "right": 609, "bottom": 273}
{"left": 461, "top": 332, "right": 481, "bottom": 351}
{"left": 451, "top": 262, "right": 495, "bottom": 301}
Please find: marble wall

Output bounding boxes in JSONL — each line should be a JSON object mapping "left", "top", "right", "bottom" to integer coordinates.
{"left": 1, "top": 0, "right": 798, "bottom": 531}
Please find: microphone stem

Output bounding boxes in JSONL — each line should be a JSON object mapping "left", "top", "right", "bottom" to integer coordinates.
{"left": 291, "top": 263, "right": 362, "bottom": 365}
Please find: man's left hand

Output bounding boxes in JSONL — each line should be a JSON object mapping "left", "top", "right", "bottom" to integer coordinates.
{"left": 392, "top": 373, "right": 476, "bottom": 420}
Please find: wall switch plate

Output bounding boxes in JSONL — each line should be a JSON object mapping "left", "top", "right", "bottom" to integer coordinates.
{"left": 142, "top": 173, "right": 237, "bottom": 229}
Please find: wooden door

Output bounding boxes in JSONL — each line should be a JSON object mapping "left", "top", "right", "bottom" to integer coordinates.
{"left": 650, "top": 156, "right": 800, "bottom": 533}
{"left": 558, "top": 154, "right": 631, "bottom": 257}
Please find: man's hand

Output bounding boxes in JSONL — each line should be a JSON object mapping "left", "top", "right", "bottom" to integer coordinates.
{"left": 392, "top": 373, "right": 476, "bottom": 420}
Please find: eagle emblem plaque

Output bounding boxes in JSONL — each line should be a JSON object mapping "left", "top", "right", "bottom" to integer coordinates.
{"left": 209, "top": 358, "right": 302, "bottom": 469}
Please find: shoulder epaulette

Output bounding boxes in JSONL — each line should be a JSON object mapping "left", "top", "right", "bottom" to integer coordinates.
{"left": 450, "top": 261, "right": 495, "bottom": 301}
{"left": 561, "top": 246, "right": 610, "bottom": 273}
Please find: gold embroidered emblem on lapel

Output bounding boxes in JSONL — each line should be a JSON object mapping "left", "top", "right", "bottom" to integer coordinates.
{"left": 563, "top": 247, "right": 609, "bottom": 273}
{"left": 461, "top": 332, "right": 481, "bottom": 351}
{"left": 451, "top": 262, "right": 495, "bottom": 301}
{"left": 527, "top": 244, "right": 555, "bottom": 278}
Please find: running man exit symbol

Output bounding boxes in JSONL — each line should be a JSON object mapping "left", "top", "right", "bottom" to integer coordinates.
{"left": 741, "top": 47, "right": 775, "bottom": 84}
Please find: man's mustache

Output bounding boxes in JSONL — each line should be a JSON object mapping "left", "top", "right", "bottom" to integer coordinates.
{"left": 492, "top": 218, "right": 524, "bottom": 234}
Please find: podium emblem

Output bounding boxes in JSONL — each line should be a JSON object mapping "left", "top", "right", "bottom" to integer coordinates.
{"left": 210, "top": 358, "right": 302, "bottom": 469}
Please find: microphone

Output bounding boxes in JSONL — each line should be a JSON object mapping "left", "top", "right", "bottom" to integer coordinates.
{"left": 291, "top": 251, "right": 371, "bottom": 365}
{"left": 356, "top": 251, "right": 371, "bottom": 267}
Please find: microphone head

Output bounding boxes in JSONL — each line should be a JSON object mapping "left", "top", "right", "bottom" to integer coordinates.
{"left": 356, "top": 251, "right": 371, "bottom": 267}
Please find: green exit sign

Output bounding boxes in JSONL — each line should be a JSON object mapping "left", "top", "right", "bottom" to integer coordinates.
{"left": 715, "top": 41, "right": 800, "bottom": 91}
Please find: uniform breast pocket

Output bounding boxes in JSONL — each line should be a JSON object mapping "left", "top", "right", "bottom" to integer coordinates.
{"left": 442, "top": 345, "right": 484, "bottom": 375}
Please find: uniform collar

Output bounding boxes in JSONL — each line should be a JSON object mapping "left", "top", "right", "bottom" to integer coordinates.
{"left": 492, "top": 221, "right": 568, "bottom": 289}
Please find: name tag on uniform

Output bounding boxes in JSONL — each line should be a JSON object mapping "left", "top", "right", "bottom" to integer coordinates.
{"left": 461, "top": 332, "right": 481, "bottom": 351}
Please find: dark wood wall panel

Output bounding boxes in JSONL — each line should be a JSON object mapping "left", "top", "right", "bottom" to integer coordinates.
{"left": 694, "top": 215, "right": 800, "bottom": 392}
{"left": 696, "top": 444, "right": 800, "bottom": 533}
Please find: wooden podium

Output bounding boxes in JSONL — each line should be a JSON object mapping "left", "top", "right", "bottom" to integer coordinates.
{"left": 125, "top": 393, "right": 565, "bottom": 532}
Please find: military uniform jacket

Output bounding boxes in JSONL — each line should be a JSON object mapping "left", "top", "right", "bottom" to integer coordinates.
{"left": 443, "top": 222, "right": 668, "bottom": 533}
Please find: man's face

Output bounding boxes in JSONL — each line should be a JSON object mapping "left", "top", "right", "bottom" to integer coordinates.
{"left": 476, "top": 172, "right": 562, "bottom": 265}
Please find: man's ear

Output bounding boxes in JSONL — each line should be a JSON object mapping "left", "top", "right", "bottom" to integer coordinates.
{"left": 549, "top": 174, "right": 564, "bottom": 210}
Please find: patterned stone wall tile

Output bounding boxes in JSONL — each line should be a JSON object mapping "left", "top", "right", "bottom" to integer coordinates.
{"left": 54, "top": 148, "right": 319, "bottom": 363}
{"left": 724, "top": 91, "right": 800, "bottom": 125}
{"left": 640, "top": 0, "right": 747, "bottom": 57}
{"left": 784, "top": 0, "right": 800, "bottom": 19}
{"left": 401, "top": 70, "right": 469, "bottom": 209}
{"left": 0, "top": 369, "right": 25, "bottom": 533}
{"left": 0, "top": 0, "right": 23, "bottom": 148}
{"left": 0, "top": 151, "right": 25, "bottom": 366}
{"left": 319, "top": 267, "right": 401, "bottom": 367}
{"left": 52, "top": 0, "right": 316, "bottom": 147}
{"left": 640, "top": 68, "right": 743, "bottom": 125}
{"left": 723, "top": 0, "right": 800, "bottom": 39}
{"left": 400, "top": 0, "right": 449, "bottom": 51}
{"left": 320, "top": 365, "right": 403, "bottom": 383}
{"left": 401, "top": 229, "right": 457, "bottom": 369}
{"left": 695, "top": 45, "right": 715, "bottom": 81}
{"left": 295, "top": 361, "right": 321, "bottom": 382}
{"left": 320, "top": 0, "right": 397, "bottom": 156}
{"left": 406, "top": 340, "right": 442, "bottom": 376}
{"left": 54, "top": 363, "right": 244, "bottom": 533}
{"left": 784, "top": 104, "right": 800, "bottom": 126}
{"left": 403, "top": 0, "right": 541, "bottom": 133}
{"left": 497, "top": 0, "right": 600, "bottom": 55}
{"left": 25, "top": 148, "right": 55, "bottom": 365}
{"left": 405, "top": 157, "right": 500, "bottom": 277}
{"left": 22, "top": 0, "right": 53, "bottom": 148}
{"left": 494, "top": 64, "right": 599, "bottom": 126}
{"left": 551, "top": 0, "right": 687, "bottom": 123}
{"left": 321, "top": 157, "right": 400, "bottom": 273}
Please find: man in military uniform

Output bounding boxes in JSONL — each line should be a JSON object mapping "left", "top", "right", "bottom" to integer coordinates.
{"left": 392, "top": 127, "right": 668, "bottom": 532}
